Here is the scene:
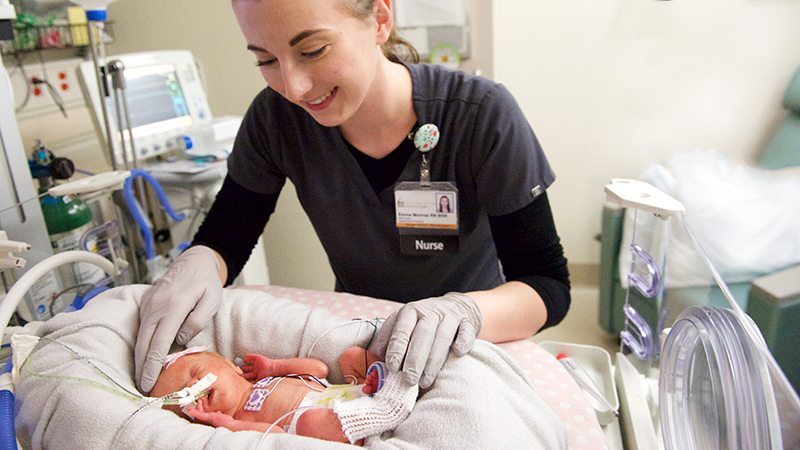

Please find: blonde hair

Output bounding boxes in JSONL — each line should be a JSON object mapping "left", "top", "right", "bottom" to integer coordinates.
{"left": 341, "top": 0, "right": 420, "bottom": 63}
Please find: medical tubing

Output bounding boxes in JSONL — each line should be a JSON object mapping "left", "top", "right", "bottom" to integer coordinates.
{"left": 0, "top": 389, "right": 14, "bottom": 450}
{"left": 674, "top": 212, "right": 800, "bottom": 412}
{"left": 27, "top": 337, "right": 143, "bottom": 400}
{"left": 5, "top": 336, "right": 144, "bottom": 450}
{"left": 0, "top": 251, "right": 116, "bottom": 341}
{"left": 122, "top": 169, "right": 185, "bottom": 259}
{"left": 79, "top": 220, "right": 119, "bottom": 255}
{"left": 110, "top": 394, "right": 180, "bottom": 450}
{"left": 306, "top": 318, "right": 381, "bottom": 360}
{"left": 0, "top": 360, "right": 11, "bottom": 449}
{"left": 292, "top": 374, "right": 327, "bottom": 391}
{"left": 27, "top": 339, "right": 206, "bottom": 450}
{"left": 256, "top": 405, "right": 328, "bottom": 447}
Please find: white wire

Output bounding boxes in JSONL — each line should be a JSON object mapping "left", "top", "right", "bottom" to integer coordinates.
{"left": 255, "top": 405, "right": 328, "bottom": 448}
{"left": 110, "top": 395, "right": 166, "bottom": 450}
{"left": 296, "top": 374, "right": 326, "bottom": 392}
{"left": 305, "top": 318, "right": 379, "bottom": 359}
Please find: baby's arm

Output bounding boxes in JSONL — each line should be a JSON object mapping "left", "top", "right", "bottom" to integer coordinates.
{"left": 186, "top": 398, "right": 280, "bottom": 433}
{"left": 241, "top": 354, "right": 329, "bottom": 381}
{"left": 339, "top": 347, "right": 381, "bottom": 385}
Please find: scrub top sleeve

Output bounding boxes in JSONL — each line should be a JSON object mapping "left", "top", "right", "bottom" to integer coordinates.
{"left": 226, "top": 89, "right": 287, "bottom": 195}
{"left": 471, "top": 83, "right": 555, "bottom": 216}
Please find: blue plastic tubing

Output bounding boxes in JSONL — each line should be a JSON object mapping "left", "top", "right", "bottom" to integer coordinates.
{"left": 123, "top": 169, "right": 185, "bottom": 260}
{"left": 1, "top": 359, "right": 16, "bottom": 450}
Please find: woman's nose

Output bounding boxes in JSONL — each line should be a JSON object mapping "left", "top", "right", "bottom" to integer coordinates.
{"left": 281, "top": 63, "right": 313, "bottom": 103}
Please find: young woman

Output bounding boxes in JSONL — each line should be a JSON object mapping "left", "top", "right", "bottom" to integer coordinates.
{"left": 438, "top": 195, "right": 452, "bottom": 213}
{"left": 136, "top": 0, "right": 570, "bottom": 395}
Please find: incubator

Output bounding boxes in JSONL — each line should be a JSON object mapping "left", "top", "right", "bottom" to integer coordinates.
{"left": 605, "top": 178, "right": 800, "bottom": 449}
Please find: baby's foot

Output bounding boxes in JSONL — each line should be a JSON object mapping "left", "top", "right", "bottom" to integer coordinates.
{"left": 362, "top": 362, "right": 386, "bottom": 395}
{"left": 363, "top": 370, "right": 379, "bottom": 395}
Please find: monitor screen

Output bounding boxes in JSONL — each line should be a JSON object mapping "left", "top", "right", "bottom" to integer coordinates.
{"left": 123, "top": 64, "right": 193, "bottom": 138}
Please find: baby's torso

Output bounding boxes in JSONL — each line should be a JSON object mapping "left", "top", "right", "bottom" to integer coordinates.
{"left": 234, "top": 377, "right": 319, "bottom": 427}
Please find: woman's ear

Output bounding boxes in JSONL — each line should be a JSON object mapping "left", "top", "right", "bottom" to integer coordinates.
{"left": 374, "top": 0, "right": 393, "bottom": 45}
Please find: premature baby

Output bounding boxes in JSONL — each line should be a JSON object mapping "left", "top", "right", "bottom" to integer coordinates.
{"left": 150, "top": 347, "right": 418, "bottom": 444}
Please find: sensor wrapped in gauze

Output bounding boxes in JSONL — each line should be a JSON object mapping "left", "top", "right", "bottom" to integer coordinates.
{"left": 334, "top": 362, "right": 418, "bottom": 444}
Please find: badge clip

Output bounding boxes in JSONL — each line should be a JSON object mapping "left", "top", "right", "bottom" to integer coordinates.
{"left": 412, "top": 124, "right": 439, "bottom": 188}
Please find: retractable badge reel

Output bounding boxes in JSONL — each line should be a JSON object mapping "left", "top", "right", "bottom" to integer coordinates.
{"left": 394, "top": 124, "right": 459, "bottom": 255}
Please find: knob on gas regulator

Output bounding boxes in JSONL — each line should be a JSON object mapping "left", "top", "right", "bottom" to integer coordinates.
{"left": 29, "top": 140, "right": 75, "bottom": 189}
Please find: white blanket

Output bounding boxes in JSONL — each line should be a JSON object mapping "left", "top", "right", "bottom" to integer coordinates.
{"left": 14, "top": 286, "right": 567, "bottom": 449}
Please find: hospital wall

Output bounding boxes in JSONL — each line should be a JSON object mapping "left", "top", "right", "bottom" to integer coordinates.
{"left": 106, "top": 0, "right": 800, "bottom": 292}
{"left": 493, "top": 0, "right": 800, "bottom": 267}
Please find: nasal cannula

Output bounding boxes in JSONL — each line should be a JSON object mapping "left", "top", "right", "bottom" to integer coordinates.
{"left": 557, "top": 354, "right": 619, "bottom": 417}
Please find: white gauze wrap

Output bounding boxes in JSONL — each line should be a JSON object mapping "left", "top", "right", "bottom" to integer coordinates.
{"left": 334, "top": 369, "right": 418, "bottom": 444}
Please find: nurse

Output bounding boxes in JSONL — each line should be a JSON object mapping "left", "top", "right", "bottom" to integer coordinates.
{"left": 135, "top": 0, "right": 570, "bottom": 394}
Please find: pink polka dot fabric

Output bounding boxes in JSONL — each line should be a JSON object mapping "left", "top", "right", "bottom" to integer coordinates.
{"left": 236, "top": 285, "right": 608, "bottom": 449}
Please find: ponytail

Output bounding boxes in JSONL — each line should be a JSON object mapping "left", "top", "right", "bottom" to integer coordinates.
{"left": 343, "top": 0, "right": 420, "bottom": 63}
{"left": 383, "top": 29, "right": 420, "bottom": 63}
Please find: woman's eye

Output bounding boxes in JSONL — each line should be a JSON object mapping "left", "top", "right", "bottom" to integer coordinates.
{"left": 255, "top": 59, "right": 277, "bottom": 67}
{"left": 302, "top": 46, "right": 327, "bottom": 58}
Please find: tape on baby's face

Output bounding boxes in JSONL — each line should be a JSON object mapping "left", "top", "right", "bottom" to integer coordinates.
{"left": 163, "top": 346, "right": 208, "bottom": 369}
{"left": 178, "top": 372, "right": 218, "bottom": 416}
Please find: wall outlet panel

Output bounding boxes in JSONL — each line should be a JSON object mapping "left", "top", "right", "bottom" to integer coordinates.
{"left": 5, "top": 57, "right": 88, "bottom": 121}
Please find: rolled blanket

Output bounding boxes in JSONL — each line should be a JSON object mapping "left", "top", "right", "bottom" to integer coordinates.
{"left": 14, "top": 286, "right": 567, "bottom": 449}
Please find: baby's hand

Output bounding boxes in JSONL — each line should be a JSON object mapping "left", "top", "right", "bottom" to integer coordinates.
{"left": 241, "top": 354, "right": 274, "bottom": 380}
{"left": 185, "top": 398, "right": 236, "bottom": 429}
{"left": 363, "top": 370, "right": 380, "bottom": 395}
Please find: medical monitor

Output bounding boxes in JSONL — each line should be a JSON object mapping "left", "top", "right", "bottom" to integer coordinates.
{"left": 78, "top": 50, "right": 212, "bottom": 165}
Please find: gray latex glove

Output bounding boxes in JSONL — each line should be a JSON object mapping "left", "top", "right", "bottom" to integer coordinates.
{"left": 370, "top": 292, "right": 482, "bottom": 389}
{"left": 135, "top": 245, "right": 223, "bottom": 393}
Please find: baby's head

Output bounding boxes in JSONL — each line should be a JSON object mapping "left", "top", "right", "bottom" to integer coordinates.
{"left": 152, "top": 350, "right": 249, "bottom": 418}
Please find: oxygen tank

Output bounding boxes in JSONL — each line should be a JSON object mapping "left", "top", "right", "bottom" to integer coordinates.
{"left": 30, "top": 143, "right": 105, "bottom": 315}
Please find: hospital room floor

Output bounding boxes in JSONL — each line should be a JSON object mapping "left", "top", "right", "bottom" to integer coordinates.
{"left": 530, "top": 284, "right": 620, "bottom": 356}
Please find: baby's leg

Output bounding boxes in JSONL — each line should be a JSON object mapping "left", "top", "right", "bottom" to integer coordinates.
{"left": 339, "top": 347, "right": 381, "bottom": 385}
{"left": 294, "top": 408, "right": 362, "bottom": 445}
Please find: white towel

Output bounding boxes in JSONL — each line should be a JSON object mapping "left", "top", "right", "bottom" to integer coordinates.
{"left": 14, "top": 286, "right": 566, "bottom": 449}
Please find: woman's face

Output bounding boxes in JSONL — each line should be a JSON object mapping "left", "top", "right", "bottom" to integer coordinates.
{"left": 233, "top": 0, "right": 390, "bottom": 128}
{"left": 152, "top": 352, "right": 245, "bottom": 418}
{"left": 440, "top": 196, "right": 449, "bottom": 207}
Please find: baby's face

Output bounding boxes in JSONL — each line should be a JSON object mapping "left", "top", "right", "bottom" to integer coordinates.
{"left": 151, "top": 352, "right": 246, "bottom": 417}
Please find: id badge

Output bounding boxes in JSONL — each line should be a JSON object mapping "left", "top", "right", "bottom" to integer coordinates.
{"left": 394, "top": 181, "right": 459, "bottom": 255}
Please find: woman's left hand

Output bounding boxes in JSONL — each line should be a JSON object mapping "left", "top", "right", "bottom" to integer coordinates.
{"left": 369, "top": 292, "right": 482, "bottom": 389}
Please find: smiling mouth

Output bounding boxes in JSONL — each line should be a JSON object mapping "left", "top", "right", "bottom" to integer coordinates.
{"left": 308, "top": 89, "right": 334, "bottom": 105}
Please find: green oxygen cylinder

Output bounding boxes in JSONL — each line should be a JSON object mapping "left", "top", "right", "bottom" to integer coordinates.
{"left": 32, "top": 145, "right": 106, "bottom": 315}
{"left": 40, "top": 192, "right": 106, "bottom": 284}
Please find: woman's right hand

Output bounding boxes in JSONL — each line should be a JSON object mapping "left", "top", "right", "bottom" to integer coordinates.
{"left": 135, "top": 245, "right": 224, "bottom": 393}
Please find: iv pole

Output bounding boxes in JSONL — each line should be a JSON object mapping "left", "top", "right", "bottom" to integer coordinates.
{"left": 84, "top": 15, "right": 145, "bottom": 283}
